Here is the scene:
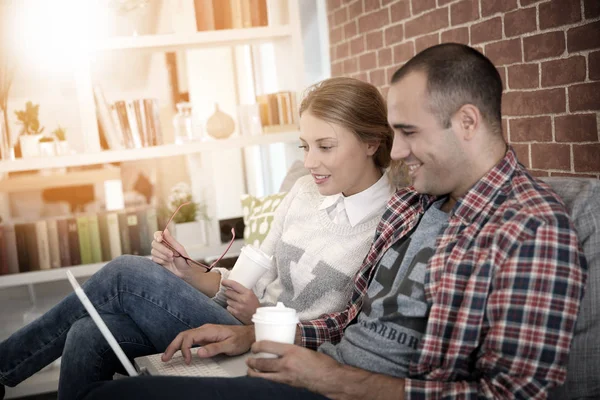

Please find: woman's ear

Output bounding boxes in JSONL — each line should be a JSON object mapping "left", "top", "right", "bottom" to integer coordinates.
{"left": 366, "top": 140, "right": 380, "bottom": 156}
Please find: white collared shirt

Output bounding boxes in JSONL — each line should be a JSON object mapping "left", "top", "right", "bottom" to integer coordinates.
{"left": 319, "top": 172, "right": 392, "bottom": 227}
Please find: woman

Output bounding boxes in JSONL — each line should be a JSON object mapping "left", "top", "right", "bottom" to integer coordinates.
{"left": 0, "top": 77, "right": 401, "bottom": 399}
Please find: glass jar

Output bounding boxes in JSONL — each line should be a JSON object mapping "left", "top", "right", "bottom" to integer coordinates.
{"left": 173, "top": 102, "right": 202, "bottom": 144}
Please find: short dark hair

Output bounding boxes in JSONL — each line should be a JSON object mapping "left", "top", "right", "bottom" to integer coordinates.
{"left": 390, "top": 43, "right": 503, "bottom": 135}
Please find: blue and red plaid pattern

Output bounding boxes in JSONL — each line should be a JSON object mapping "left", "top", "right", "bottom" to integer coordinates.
{"left": 300, "top": 148, "right": 587, "bottom": 399}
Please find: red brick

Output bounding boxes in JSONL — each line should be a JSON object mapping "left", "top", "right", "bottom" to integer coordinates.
{"left": 523, "top": 32, "right": 566, "bottom": 62}
{"left": 567, "top": 21, "right": 600, "bottom": 53}
{"left": 504, "top": 7, "right": 537, "bottom": 37}
{"left": 330, "top": 26, "right": 343, "bottom": 44}
{"left": 539, "top": 0, "right": 582, "bottom": 30}
{"left": 551, "top": 172, "right": 599, "bottom": 178}
{"left": 485, "top": 38, "right": 522, "bottom": 66}
{"left": 497, "top": 67, "right": 507, "bottom": 90}
{"left": 382, "top": 0, "right": 395, "bottom": 5}
{"left": 393, "top": 41, "right": 416, "bottom": 64}
{"left": 384, "top": 23, "right": 404, "bottom": 46}
{"left": 344, "top": 21, "right": 358, "bottom": 39}
{"left": 530, "top": 170, "right": 552, "bottom": 177}
{"left": 378, "top": 47, "right": 393, "bottom": 67}
{"left": 411, "top": 0, "right": 436, "bottom": 15}
{"left": 366, "top": 30, "right": 384, "bottom": 51}
{"left": 391, "top": 0, "right": 411, "bottom": 23}
{"left": 335, "top": 42, "right": 350, "bottom": 59}
{"left": 590, "top": 51, "right": 600, "bottom": 80}
{"left": 369, "top": 68, "right": 387, "bottom": 87}
{"left": 509, "top": 116, "right": 552, "bottom": 142}
{"left": 333, "top": 6, "right": 349, "bottom": 26}
{"left": 573, "top": 144, "right": 600, "bottom": 172}
{"left": 555, "top": 114, "right": 599, "bottom": 143}
{"left": 351, "top": 72, "right": 369, "bottom": 82}
{"left": 441, "top": 27, "right": 469, "bottom": 44}
{"left": 502, "top": 88, "right": 566, "bottom": 116}
{"left": 451, "top": 0, "right": 479, "bottom": 26}
{"left": 507, "top": 63, "right": 539, "bottom": 89}
{"left": 531, "top": 143, "right": 571, "bottom": 170}
{"left": 511, "top": 143, "right": 530, "bottom": 168}
{"left": 405, "top": 8, "right": 449, "bottom": 39}
{"left": 541, "top": 56, "right": 587, "bottom": 87}
{"left": 360, "top": 52, "right": 378, "bottom": 70}
{"left": 330, "top": 45, "right": 335, "bottom": 61}
{"left": 415, "top": 33, "right": 440, "bottom": 53}
{"left": 359, "top": 9, "right": 390, "bottom": 34}
{"left": 349, "top": 0, "right": 363, "bottom": 18}
{"left": 332, "top": 61, "right": 343, "bottom": 76}
{"left": 569, "top": 82, "right": 600, "bottom": 111}
{"left": 344, "top": 57, "right": 358, "bottom": 74}
{"left": 364, "top": 0, "right": 381, "bottom": 13}
{"left": 502, "top": 117, "right": 509, "bottom": 140}
{"left": 386, "top": 66, "right": 397, "bottom": 83}
{"left": 350, "top": 36, "right": 366, "bottom": 55}
{"left": 438, "top": 0, "right": 454, "bottom": 5}
{"left": 327, "top": 0, "right": 342, "bottom": 12}
{"left": 520, "top": 0, "right": 542, "bottom": 5}
{"left": 584, "top": 0, "right": 600, "bottom": 19}
{"left": 471, "top": 17, "right": 502, "bottom": 45}
{"left": 480, "top": 0, "right": 518, "bottom": 17}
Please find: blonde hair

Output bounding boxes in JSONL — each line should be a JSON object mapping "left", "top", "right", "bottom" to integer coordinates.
{"left": 299, "top": 77, "right": 393, "bottom": 170}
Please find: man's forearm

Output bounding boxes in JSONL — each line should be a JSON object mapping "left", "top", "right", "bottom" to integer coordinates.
{"left": 320, "top": 364, "right": 405, "bottom": 400}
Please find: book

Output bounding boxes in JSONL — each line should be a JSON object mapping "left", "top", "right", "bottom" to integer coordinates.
{"left": 67, "top": 218, "right": 82, "bottom": 266}
{"left": 143, "top": 99, "right": 163, "bottom": 146}
{"left": 194, "top": 0, "right": 215, "bottom": 31}
{"left": 118, "top": 211, "right": 132, "bottom": 255}
{"left": 126, "top": 100, "right": 143, "bottom": 149}
{"left": 212, "top": 0, "right": 232, "bottom": 29}
{"left": 35, "top": 220, "right": 51, "bottom": 270}
{"left": 76, "top": 216, "right": 92, "bottom": 265}
{"left": 250, "top": 0, "right": 268, "bottom": 26}
{"left": 14, "top": 224, "right": 30, "bottom": 273}
{"left": 2, "top": 223, "right": 19, "bottom": 274}
{"left": 127, "top": 212, "right": 142, "bottom": 256}
{"left": 113, "top": 101, "right": 135, "bottom": 149}
{"left": 0, "top": 224, "right": 8, "bottom": 275}
{"left": 24, "top": 223, "right": 40, "bottom": 271}
{"left": 46, "top": 219, "right": 61, "bottom": 269}
{"left": 98, "top": 213, "right": 112, "bottom": 262}
{"left": 137, "top": 208, "right": 151, "bottom": 256}
{"left": 267, "top": 94, "right": 280, "bottom": 125}
{"left": 57, "top": 218, "right": 72, "bottom": 267}
{"left": 88, "top": 214, "right": 103, "bottom": 263}
{"left": 241, "top": 0, "right": 252, "bottom": 28}
{"left": 106, "top": 212, "right": 123, "bottom": 259}
{"left": 93, "top": 86, "right": 124, "bottom": 150}
{"left": 146, "top": 208, "right": 159, "bottom": 239}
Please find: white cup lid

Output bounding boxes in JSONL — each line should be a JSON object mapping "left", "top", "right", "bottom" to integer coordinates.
{"left": 252, "top": 302, "right": 298, "bottom": 324}
{"left": 242, "top": 245, "right": 273, "bottom": 268}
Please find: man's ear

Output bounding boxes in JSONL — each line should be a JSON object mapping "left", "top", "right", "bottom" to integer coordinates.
{"left": 453, "top": 104, "right": 480, "bottom": 141}
{"left": 366, "top": 140, "right": 380, "bottom": 156}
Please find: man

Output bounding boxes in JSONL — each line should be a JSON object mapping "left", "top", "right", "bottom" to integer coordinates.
{"left": 80, "top": 43, "right": 587, "bottom": 400}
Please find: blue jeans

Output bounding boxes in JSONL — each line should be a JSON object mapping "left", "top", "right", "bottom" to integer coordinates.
{"left": 79, "top": 376, "right": 328, "bottom": 400}
{"left": 0, "top": 255, "right": 241, "bottom": 399}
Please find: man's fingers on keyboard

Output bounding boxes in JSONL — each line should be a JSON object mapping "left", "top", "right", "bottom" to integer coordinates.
{"left": 162, "top": 333, "right": 184, "bottom": 361}
{"left": 181, "top": 334, "right": 196, "bottom": 364}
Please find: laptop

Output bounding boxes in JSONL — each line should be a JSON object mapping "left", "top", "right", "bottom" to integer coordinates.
{"left": 65, "top": 269, "right": 249, "bottom": 378}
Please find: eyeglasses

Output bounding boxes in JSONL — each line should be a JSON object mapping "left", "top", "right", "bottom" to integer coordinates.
{"left": 162, "top": 201, "right": 235, "bottom": 273}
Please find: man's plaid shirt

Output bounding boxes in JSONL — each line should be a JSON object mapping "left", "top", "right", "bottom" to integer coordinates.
{"left": 299, "top": 148, "right": 587, "bottom": 399}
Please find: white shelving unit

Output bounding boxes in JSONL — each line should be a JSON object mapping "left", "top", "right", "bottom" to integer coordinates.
{"left": 0, "top": 0, "right": 308, "bottom": 396}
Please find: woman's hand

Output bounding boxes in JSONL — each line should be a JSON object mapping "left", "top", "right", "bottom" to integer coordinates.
{"left": 222, "top": 279, "right": 261, "bottom": 324}
{"left": 150, "top": 229, "right": 193, "bottom": 279}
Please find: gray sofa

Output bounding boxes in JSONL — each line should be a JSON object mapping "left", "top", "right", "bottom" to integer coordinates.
{"left": 544, "top": 177, "right": 600, "bottom": 400}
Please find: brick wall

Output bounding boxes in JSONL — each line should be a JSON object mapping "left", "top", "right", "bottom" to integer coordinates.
{"left": 327, "top": 0, "right": 600, "bottom": 178}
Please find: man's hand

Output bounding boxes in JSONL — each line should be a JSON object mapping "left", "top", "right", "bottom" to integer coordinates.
{"left": 162, "top": 324, "right": 255, "bottom": 365}
{"left": 222, "top": 279, "right": 261, "bottom": 324}
{"left": 246, "top": 341, "right": 343, "bottom": 395}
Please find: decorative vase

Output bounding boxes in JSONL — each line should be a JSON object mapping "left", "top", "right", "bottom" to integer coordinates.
{"left": 206, "top": 103, "right": 235, "bottom": 139}
{"left": 19, "top": 133, "right": 44, "bottom": 158}
{"left": 174, "top": 220, "right": 208, "bottom": 250}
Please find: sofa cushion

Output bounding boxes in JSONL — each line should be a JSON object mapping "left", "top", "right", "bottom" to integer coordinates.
{"left": 542, "top": 177, "right": 600, "bottom": 400}
{"left": 240, "top": 192, "right": 288, "bottom": 247}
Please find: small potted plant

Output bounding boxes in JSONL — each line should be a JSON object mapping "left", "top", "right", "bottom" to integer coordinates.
{"left": 52, "top": 125, "right": 69, "bottom": 155}
{"left": 165, "top": 182, "right": 210, "bottom": 248}
{"left": 15, "top": 101, "right": 44, "bottom": 158}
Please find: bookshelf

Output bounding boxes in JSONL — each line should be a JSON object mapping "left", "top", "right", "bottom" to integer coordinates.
{"left": 0, "top": 0, "right": 317, "bottom": 395}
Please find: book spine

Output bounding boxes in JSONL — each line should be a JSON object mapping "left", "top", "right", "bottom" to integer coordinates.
{"left": 35, "top": 220, "right": 51, "bottom": 270}
{"left": 46, "top": 219, "right": 61, "bottom": 268}
{"left": 3, "top": 223, "right": 20, "bottom": 274}
{"left": 118, "top": 212, "right": 132, "bottom": 255}
{"left": 114, "top": 101, "right": 134, "bottom": 149}
{"left": 137, "top": 209, "right": 151, "bottom": 256}
{"left": 127, "top": 212, "right": 141, "bottom": 256}
{"left": 14, "top": 224, "right": 29, "bottom": 273}
{"left": 241, "top": 0, "right": 252, "bottom": 28}
{"left": 126, "top": 100, "right": 143, "bottom": 149}
{"left": 106, "top": 212, "right": 123, "bottom": 259}
{"left": 0, "top": 225, "right": 8, "bottom": 275}
{"left": 194, "top": 0, "right": 215, "bottom": 31}
{"left": 76, "top": 216, "right": 92, "bottom": 265}
{"left": 98, "top": 213, "right": 112, "bottom": 262}
{"left": 88, "top": 214, "right": 103, "bottom": 263}
{"left": 67, "top": 218, "right": 82, "bottom": 266}
{"left": 25, "top": 223, "right": 40, "bottom": 271}
{"left": 212, "top": 0, "right": 232, "bottom": 29}
{"left": 57, "top": 218, "right": 72, "bottom": 267}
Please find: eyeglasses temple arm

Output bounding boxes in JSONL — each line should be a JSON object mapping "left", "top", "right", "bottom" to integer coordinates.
{"left": 208, "top": 227, "right": 236, "bottom": 269}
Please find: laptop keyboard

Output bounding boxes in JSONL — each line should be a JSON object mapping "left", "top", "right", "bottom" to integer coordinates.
{"left": 146, "top": 351, "right": 231, "bottom": 377}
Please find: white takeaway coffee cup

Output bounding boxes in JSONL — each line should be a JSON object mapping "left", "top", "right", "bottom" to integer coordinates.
{"left": 252, "top": 302, "right": 298, "bottom": 358}
{"left": 227, "top": 245, "right": 273, "bottom": 289}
